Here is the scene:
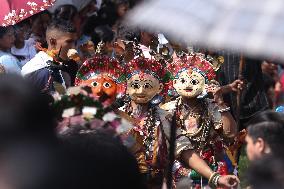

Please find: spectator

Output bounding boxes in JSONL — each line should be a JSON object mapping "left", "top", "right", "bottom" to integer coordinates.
{"left": 29, "top": 10, "right": 52, "bottom": 47}
{"left": 245, "top": 111, "right": 284, "bottom": 161}
{"left": 0, "top": 26, "right": 21, "bottom": 74}
{"left": 11, "top": 20, "right": 37, "bottom": 67}
{"left": 60, "top": 126, "right": 146, "bottom": 189}
{"left": 262, "top": 73, "right": 276, "bottom": 109}
{"left": 247, "top": 155, "right": 284, "bottom": 189}
{"left": 54, "top": 4, "right": 81, "bottom": 36}
{"left": 22, "top": 19, "right": 78, "bottom": 92}
{"left": 216, "top": 53, "right": 269, "bottom": 130}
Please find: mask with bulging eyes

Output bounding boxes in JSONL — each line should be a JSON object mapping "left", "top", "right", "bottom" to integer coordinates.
{"left": 80, "top": 75, "right": 118, "bottom": 103}
{"left": 126, "top": 73, "right": 163, "bottom": 104}
{"left": 173, "top": 69, "right": 206, "bottom": 98}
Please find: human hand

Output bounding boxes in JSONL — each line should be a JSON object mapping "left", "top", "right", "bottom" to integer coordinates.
{"left": 227, "top": 79, "right": 244, "bottom": 92}
{"left": 218, "top": 175, "right": 240, "bottom": 188}
{"left": 206, "top": 85, "right": 225, "bottom": 105}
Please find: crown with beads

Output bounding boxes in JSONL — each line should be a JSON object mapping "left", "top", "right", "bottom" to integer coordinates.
{"left": 75, "top": 56, "right": 127, "bottom": 85}
{"left": 126, "top": 57, "right": 171, "bottom": 83}
{"left": 168, "top": 53, "right": 222, "bottom": 83}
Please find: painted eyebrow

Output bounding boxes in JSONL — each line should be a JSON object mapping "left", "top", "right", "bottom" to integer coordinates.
{"left": 130, "top": 80, "right": 140, "bottom": 83}
{"left": 144, "top": 80, "right": 154, "bottom": 83}
{"left": 130, "top": 80, "right": 141, "bottom": 85}
{"left": 144, "top": 82, "right": 153, "bottom": 87}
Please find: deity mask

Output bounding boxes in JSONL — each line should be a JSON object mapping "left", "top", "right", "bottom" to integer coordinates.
{"left": 173, "top": 69, "right": 206, "bottom": 98}
{"left": 75, "top": 56, "right": 126, "bottom": 105}
{"left": 126, "top": 57, "right": 170, "bottom": 104}
{"left": 80, "top": 75, "right": 118, "bottom": 102}
{"left": 127, "top": 73, "right": 163, "bottom": 104}
{"left": 169, "top": 53, "right": 221, "bottom": 99}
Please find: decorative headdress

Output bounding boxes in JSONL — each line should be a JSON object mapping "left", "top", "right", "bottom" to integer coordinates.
{"left": 75, "top": 56, "right": 127, "bottom": 85}
{"left": 127, "top": 57, "right": 171, "bottom": 83}
{"left": 168, "top": 53, "right": 222, "bottom": 83}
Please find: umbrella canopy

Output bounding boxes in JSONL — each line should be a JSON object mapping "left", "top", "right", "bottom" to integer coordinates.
{"left": 127, "top": 0, "right": 284, "bottom": 62}
{"left": 0, "top": 0, "right": 55, "bottom": 26}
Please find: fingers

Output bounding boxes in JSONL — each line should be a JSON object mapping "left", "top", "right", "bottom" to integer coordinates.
{"left": 220, "top": 175, "right": 240, "bottom": 188}
{"left": 228, "top": 175, "right": 240, "bottom": 187}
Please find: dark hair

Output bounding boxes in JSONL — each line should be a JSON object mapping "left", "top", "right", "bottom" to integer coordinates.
{"left": 46, "top": 19, "right": 76, "bottom": 34}
{"left": 247, "top": 155, "right": 284, "bottom": 189}
{"left": 247, "top": 111, "right": 284, "bottom": 156}
{"left": 247, "top": 110, "right": 284, "bottom": 125}
{"left": 262, "top": 73, "right": 275, "bottom": 93}
{"left": 53, "top": 4, "right": 78, "bottom": 21}
{"left": 91, "top": 25, "right": 114, "bottom": 45}
{"left": 59, "top": 126, "right": 146, "bottom": 189}
{"left": 0, "top": 26, "right": 11, "bottom": 38}
{"left": 97, "top": 0, "right": 129, "bottom": 26}
{"left": 0, "top": 74, "right": 56, "bottom": 140}
{"left": 30, "top": 10, "right": 52, "bottom": 22}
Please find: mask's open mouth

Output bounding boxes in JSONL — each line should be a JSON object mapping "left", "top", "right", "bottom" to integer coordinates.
{"left": 135, "top": 95, "right": 146, "bottom": 98}
{"left": 184, "top": 88, "right": 193, "bottom": 92}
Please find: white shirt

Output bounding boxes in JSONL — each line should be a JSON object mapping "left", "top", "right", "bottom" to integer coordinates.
{"left": 21, "top": 51, "right": 66, "bottom": 89}
{"left": 0, "top": 51, "right": 21, "bottom": 74}
{"left": 11, "top": 39, "right": 37, "bottom": 67}
{"left": 21, "top": 51, "right": 52, "bottom": 76}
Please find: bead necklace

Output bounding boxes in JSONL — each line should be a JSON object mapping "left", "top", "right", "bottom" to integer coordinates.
{"left": 175, "top": 97, "right": 212, "bottom": 151}
{"left": 123, "top": 102, "right": 163, "bottom": 166}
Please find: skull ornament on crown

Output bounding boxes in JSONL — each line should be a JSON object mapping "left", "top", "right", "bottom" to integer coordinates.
{"left": 126, "top": 57, "right": 170, "bottom": 104}
{"left": 75, "top": 56, "right": 126, "bottom": 105}
{"left": 168, "top": 53, "right": 221, "bottom": 99}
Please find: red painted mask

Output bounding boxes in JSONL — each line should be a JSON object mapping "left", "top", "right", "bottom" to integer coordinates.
{"left": 81, "top": 75, "right": 118, "bottom": 104}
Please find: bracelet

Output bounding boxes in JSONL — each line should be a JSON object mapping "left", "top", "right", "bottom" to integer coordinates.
{"left": 213, "top": 174, "right": 221, "bottom": 187}
{"left": 218, "top": 107, "right": 231, "bottom": 113}
{"left": 208, "top": 172, "right": 218, "bottom": 187}
{"left": 208, "top": 172, "right": 221, "bottom": 188}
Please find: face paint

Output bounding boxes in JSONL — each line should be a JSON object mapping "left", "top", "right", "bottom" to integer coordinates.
{"left": 81, "top": 75, "right": 118, "bottom": 102}
{"left": 126, "top": 73, "right": 163, "bottom": 104}
{"left": 173, "top": 69, "right": 205, "bottom": 98}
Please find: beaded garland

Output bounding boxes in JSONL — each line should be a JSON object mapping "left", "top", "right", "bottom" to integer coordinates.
{"left": 175, "top": 97, "right": 213, "bottom": 150}
{"left": 122, "top": 102, "right": 167, "bottom": 175}
{"left": 75, "top": 56, "right": 127, "bottom": 85}
{"left": 173, "top": 97, "right": 231, "bottom": 187}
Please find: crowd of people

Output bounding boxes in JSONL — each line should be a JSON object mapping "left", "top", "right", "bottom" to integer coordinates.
{"left": 0, "top": 0, "right": 284, "bottom": 189}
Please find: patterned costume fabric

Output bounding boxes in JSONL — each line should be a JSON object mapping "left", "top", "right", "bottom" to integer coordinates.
{"left": 162, "top": 53, "right": 236, "bottom": 188}
{"left": 119, "top": 103, "right": 193, "bottom": 189}
{"left": 162, "top": 98, "right": 235, "bottom": 188}
{"left": 121, "top": 57, "right": 193, "bottom": 189}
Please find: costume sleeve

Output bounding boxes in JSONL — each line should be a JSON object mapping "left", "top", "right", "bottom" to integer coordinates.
{"left": 158, "top": 108, "right": 194, "bottom": 159}
{"left": 175, "top": 134, "right": 194, "bottom": 158}
{"left": 207, "top": 99, "right": 223, "bottom": 130}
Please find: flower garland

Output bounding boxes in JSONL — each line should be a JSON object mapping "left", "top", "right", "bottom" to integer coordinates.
{"left": 54, "top": 87, "right": 133, "bottom": 138}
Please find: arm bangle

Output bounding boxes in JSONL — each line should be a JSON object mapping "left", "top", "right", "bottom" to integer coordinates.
{"left": 209, "top": 172, "right": 221, "bottom": 188}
